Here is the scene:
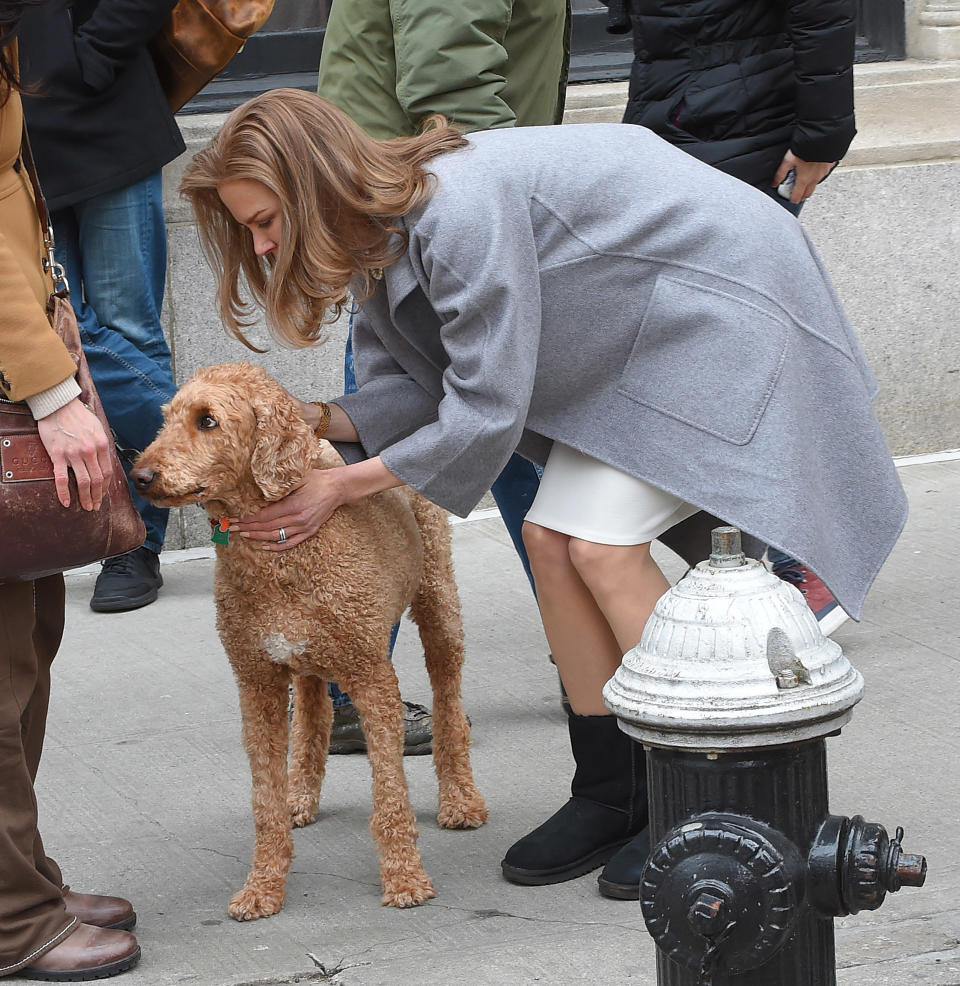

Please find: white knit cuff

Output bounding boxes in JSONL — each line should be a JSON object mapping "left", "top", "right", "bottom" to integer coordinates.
{"left": 25, "top": 377, "right": 82, "bottom": 420}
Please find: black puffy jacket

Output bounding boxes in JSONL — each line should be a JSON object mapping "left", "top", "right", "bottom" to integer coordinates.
{"left": 605, "top": 0, "right": 856, "bottom": 188}
{"left": 18, "top": 0, "right": 184, "bottom": 211}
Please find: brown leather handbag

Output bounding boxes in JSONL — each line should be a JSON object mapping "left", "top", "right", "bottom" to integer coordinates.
{"left": 0, "top": 130, "right": 146, "bottom": 583}
{"left": 150, "top": 0, "right": 276, "bottom": 112}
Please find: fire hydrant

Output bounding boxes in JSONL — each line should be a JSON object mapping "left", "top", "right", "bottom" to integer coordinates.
{"left": 603, "top": 527, "right": 926, "bottom": 986}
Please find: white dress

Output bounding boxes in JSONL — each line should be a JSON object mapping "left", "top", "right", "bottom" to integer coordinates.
{"left": 523, "top": 443, "right": 699, "bottom": 545}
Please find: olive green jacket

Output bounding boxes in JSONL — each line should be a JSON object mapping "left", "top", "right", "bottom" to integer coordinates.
{"left": 316, "top": 0, "right": 570, "bottom": 137}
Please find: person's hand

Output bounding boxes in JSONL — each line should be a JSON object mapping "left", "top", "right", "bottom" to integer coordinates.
{"left": 230, "top": 467, "right": 350, "bottom": 551}
{"left": 772, "top": 151, "right": 837, "bottom": 204}
{"left": 36, "top": 397, "right": 114, "bottom": 510}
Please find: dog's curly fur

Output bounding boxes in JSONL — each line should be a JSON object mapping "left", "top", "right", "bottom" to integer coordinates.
{"left": 133, "top": 362, "right": 486, "bottom": 919}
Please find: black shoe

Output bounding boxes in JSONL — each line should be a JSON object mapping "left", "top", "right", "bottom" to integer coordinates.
{"left": 328, "top": 700, "right": 434, "bottom": 756}
{"left": 501, "top": 797, "right": 638, "bottom": 885}
{"left": 501, "top": 710, "right": 648, "bottom": 886}
{"left": 597, "top": 825, "right": 652, "bottom": 899}
{"left": 90, "top": 546, "right": 162, "bottom": 613}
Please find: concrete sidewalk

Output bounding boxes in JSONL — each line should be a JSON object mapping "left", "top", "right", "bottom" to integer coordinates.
{"left": 18, "top": 456, "right": 960, "bottom": 986}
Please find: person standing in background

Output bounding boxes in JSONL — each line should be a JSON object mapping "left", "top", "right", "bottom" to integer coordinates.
{"left": 0, "top": 4, "right": 141, "bottom": 977}
{"left": 314, "top": 0, "right": 570, "bottom": 756}
{"left": 603, "top": 0, "right": 857, "bottom": 636}
{"left": 18, "top": 0, "right": 184, "bottom": 613}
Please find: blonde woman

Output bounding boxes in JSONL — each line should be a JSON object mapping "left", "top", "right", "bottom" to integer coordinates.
{"left": 181, "top": 88, "right": 906, "bottom": 900}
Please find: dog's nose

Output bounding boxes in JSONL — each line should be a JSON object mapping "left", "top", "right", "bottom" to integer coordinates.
{"left": 129, "top": 466, "right": 156, "bottom": 492}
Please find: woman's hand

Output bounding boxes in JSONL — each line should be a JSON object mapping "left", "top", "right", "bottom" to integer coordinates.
{"left": 36, "top": 398, "right": 114, "bottom": 510}
{"left": 229, "top": 457, "right": 402, "bottom": 551}
{"left": 230, "top": 467, "right": 351, "bottom": 550}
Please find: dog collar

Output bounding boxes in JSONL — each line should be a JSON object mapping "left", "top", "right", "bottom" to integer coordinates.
{"left": 211, "top": 517, "right": 230, "bottom": 545}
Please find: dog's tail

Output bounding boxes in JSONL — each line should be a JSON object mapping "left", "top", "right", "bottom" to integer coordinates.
{"left": 406, "top": 492, "right": 466, "bottom": 660}
{"left": 407, "top": 494, "right": 457, "bottom": 599}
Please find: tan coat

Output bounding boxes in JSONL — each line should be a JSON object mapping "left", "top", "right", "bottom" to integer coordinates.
{"left": 0, "top": 50, "right": 75, "bottom": 404}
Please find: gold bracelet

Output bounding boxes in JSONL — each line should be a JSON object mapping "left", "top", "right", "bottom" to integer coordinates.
{"left": 310, "top": 400, "right": 332, "bottom": 437}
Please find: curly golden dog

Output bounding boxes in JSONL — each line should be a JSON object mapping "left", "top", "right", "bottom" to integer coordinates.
{"left": 131, "top": 362, "right": 486, "bottom": 919}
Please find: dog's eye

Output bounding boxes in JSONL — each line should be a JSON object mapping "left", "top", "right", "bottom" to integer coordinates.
{"left": 198, "top": 415, "right": 219, "bottom": 431}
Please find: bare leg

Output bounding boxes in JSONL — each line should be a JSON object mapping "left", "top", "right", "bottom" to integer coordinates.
{"left": 505, "top": 523, "right": 658, "bottom": 888}
{"left": 523, "top": 523, "right": 668, "bottom": 715}
{"left": 523, "top": 522, "right": 622, "bottom": 715}
{"left": 567, "top": 538, "right": 669, "bottom": 655}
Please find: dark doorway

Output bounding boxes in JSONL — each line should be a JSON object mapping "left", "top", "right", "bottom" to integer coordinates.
{"left": 855, "top": 0, "right": 906, "bottom": 60}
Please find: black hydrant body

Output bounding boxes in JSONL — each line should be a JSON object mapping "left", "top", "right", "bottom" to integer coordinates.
{"left": 604, "top": 528, "right": 926, "bottom": 986}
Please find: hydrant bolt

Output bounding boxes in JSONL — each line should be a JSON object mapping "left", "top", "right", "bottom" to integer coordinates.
{"left": 895, "top": 854, "right": 927, "bottom": 888}
{"left": 775, "top": 670, "right": 800, "bottom": 689}
{"left": 687, "top": 887, "right": 730, "bottom": 938}
{"left": 885, "top": 828, "right": 928, "bottom": 891}
{"left": 709, "top": 526, "right": 746, "bottom": 569}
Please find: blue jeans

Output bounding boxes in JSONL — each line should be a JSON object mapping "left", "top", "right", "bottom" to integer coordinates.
{"left": 52, "top": 172, "right": 176, "bottom": 554}
{"left": 490, "top": 455, "right": 540, "bottom": 593}
{"left": 329, "top": 324, "right": 541, "bottom": 708}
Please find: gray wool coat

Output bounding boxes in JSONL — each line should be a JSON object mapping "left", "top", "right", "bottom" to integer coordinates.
{"left": 332, "top": 123, "right": 907, "bottom": 620}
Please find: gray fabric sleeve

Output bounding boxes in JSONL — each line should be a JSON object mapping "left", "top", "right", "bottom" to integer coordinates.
{"left": 374, "top": 202, "right": 543, "bottom": 516}
{"left": 329, "top": 307, "right": 440, "bottom": 465}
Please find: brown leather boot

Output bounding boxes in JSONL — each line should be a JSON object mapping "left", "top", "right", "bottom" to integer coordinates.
{"left": 19, "top": 924, "right": 140, "bottom": 981}
{"left": 63, "top": 890, "right": 136, "bottom": 931}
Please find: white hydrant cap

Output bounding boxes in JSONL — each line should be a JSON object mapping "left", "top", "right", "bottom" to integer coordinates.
{"left": 602, "top": 527, "right": 864, "bottom": 750}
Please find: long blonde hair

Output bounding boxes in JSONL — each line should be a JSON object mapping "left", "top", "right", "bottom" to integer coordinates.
{"left": 180, "top": 88, "right": 468, "bottom": 349}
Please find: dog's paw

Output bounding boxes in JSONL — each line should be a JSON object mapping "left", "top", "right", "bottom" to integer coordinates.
{"left": 228, "top": 883, "right": 285, "bottom": 921}
{"left": 438, "top": 789, "right": 488, "bottom": 830}
{"left": 288, "top": 794, "right": 318, "bottom": 828}
{"left": 381, "top": 874, "right": 436, "bottom": 908}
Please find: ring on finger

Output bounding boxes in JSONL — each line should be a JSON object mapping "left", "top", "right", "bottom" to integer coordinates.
{"left": 277, "top": 527, "right": 287, "bottom": 544}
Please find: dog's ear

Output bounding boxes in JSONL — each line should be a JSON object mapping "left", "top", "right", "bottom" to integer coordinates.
{"left": 249, "top": 394, "right": 315, "bottom": 500}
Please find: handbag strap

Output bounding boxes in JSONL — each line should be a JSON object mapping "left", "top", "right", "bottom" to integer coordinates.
{"left": 18, "top": 121, "right": 70, "bottom": 299}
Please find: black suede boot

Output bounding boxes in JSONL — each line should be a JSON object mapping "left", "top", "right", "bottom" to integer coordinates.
{"left": 501, "top": 710, "right": 648, "bottom": 885}
{"left": 597, "top": 826, "right": 652, "bottom": 899}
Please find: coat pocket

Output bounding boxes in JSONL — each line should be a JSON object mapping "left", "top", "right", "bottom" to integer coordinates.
{"left": 617, "top": 275, "right": 787, "bottom": 446}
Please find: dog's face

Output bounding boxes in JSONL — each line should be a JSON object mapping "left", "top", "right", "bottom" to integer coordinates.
{"left": 133, "top": 362, "right": 316, "bottom": 512}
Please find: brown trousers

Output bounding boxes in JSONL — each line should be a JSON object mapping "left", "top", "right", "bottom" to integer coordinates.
{"left": 0, "top": 576, "right": 78, "bottom": 975}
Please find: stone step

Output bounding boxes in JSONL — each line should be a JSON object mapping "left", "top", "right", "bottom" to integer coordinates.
{"left": 854, "top": 58, "right": 960, "bottom": 86}
{"left": 561, "top": 61, "right": 960, "bottom": 167}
